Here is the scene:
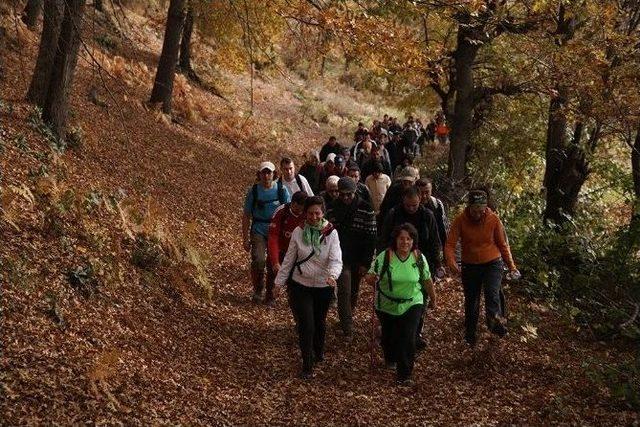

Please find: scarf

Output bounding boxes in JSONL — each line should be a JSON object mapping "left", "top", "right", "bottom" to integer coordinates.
{"left": 302, "top": 218, "right": 329, "bottom": 253}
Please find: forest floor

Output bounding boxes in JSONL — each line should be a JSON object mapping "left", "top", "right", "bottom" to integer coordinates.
{"left": 1, "top": 4, "right": 638, "bottom": 425}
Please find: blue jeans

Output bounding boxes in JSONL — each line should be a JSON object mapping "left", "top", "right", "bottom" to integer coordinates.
{"left": 461, "top": 259, "right": 504, "bottom": 338}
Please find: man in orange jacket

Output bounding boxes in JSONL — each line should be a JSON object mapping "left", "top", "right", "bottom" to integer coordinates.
{"left": 445, "top": 189, "right": 520, "bottom": 346}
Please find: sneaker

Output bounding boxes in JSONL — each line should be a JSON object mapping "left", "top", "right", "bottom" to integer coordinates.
{"left": 251, "top": 292, "right": 263, "bottom": 303}
{"left": 492, "top": 322, "right": 508, "bottom": 337}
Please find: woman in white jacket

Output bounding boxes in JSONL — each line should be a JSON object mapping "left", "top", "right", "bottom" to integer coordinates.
{"left": 274, "top": 196, "right": 343, "bottom": 379}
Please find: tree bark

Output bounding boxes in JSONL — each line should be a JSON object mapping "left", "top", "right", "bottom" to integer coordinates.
{"left": 41, "top": 0, "right": 86, "bottom": 139}
{"left": 150, "top": 0, "right": 186, "bottom": 114}
{"left": 178, "top": 5, "right": 194, "bottom": 73}
{"left": 94, "top": 0, "right": 103, "bottom": 12}
{"left": 447, "top": 24, "right": 480, "bottom": 191}
{"left": 22, "top": 0, "right": 43, "bottom": 29}
{"left": 633, "top": 128, "right": 640, "bottom": 201}
{"left": 26, "top": 0, "right": 64, "bottom": 105}
{"left": 542, "top": 96, "right": 590, "bottom": 225}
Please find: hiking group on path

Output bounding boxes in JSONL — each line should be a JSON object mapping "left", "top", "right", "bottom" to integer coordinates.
{"left": 241, "top": 114, "right": 521, "bottom": 385}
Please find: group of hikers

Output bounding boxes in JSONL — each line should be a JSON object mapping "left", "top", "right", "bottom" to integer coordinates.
{"left": 241, "top": 114, "right": 520, "bottom": 385}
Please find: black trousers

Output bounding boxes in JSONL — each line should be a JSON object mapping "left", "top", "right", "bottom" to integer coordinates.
{"left": 288, "top": 281, "right": 333, "bottom": 372}
{"left": 461, "top": 259, "right": 504, "bottom": 337}
{"left": 376, "top": 304, "right": 423, "bottom": 381}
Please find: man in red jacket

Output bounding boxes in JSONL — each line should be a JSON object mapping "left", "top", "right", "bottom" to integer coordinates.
{"left": 266, "top": 191, "right": 308, "bottom": 305}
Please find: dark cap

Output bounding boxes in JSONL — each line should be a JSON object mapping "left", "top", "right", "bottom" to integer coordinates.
{"left": 335, "top": 155, "right": 345, "bottom": 166}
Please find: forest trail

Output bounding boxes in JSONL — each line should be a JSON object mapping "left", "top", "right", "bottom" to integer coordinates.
{"left": 1, "top": 6, "right": 637, "bottom": 425}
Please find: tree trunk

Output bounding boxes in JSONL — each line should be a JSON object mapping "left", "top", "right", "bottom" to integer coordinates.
{"left": 150, "top": 0, "right": 186, "bottom": 114}
{"left": 26, "top": 0, "right": 64, "bottom": 105}
{"left": 22, "top": 0, "right": 43, "bottom": 29}
{"left": 41, "top": 0, "right": 86, "bottom": 139}
{"left": 447, "top": 26, "right": 480, "bottom": 191}
{"left": 178, "top": 5, "right": 193, "bottom": 73}
{"left": 633, "top": 128, "right": 640, "bottom": 201}
{"left": 542, "top": 95, "right": 590, "bottom": 225}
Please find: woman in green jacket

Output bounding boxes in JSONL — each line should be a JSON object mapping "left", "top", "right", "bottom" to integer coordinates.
{"left": 366, "top": 223, "right": 437, "bottom": 385}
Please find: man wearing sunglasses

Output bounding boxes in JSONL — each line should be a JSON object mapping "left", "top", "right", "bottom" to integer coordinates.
{"left": 242, "top": 161, "right": 291, "bottom": 303}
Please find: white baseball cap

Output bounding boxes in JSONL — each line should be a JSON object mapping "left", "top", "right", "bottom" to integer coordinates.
{"left": 258, "top": 161, "right": 276, "bottom": 172}
{"left": 326, "top": 153, "right": 337, "bottom": 163}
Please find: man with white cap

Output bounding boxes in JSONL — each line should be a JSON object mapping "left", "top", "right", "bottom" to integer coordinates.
{"left": 318, "top": 152, "right": 339, "bottom": 191}
{"left": 242, "top": 161, "right": 291, "bottom": 303}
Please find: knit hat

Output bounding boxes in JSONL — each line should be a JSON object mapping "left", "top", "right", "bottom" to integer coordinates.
{"left": 468, "top": 190, "right": 488, "bottom": 206}
{"left": 337, "top": 176, "right": 357, "bottom": 193}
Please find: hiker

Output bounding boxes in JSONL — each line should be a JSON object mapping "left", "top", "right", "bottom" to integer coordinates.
{"left": 318, "top": 153, "right": 339, "bottom": 190}
{"left": 319, "top": 136, "right": 342, "bottom": 162}
{"left": 361, "top": 146, "right": 392, "bottom": 181}
{"left": 444, "top": 189, "right": 520, "bottom": 346}
{"left": 365, "top": 161, "right": 391, "bottom": 214}
{"left": 268, "top": 190, "right": 308, "bottom": 280}
{"left": 354, "top": 122, "right": 369, "bottom": 142}
{"left": 326, "top": 177, "right": 377, "bottom": 337}
{"left": 334, "top": 155, "right": 347, "bottom": 177}
{"left": 425, "top": 119, "right": 436, "bottom": 144}
{"left": 376, "top": 167, "right": 419, "bottom": 230}
{"left": 319, "top": 175, "right": 340, "bottom": 211}
{"left": 340, "top": 147, "right": 358, "bottom": 170}
{"left": 299, "top": 150, "right": 321, "bottom": 195}
{"left": 379, "top": 186, "right": 443, "bottom": 350}
{"left": 393, "top": 154, "right": 419, "bottom": 181}
{"left": 385, "top": 132, "right": 400, "bottom": 172}
{"left": 366, "top": 223, "right": 437, "bottom": 385}
{"left": 435, "top": 119, "right": 450, "bottom": 145}
{"left": 354, "top": 134, "right": 377, "bottom": 166}
{"left": 376, "top": 131, "right": 394, "bottom": 177}
{"left": 415, "top": 178, "right": 448, "bottom": 247}
{"left": 242, "top": 161, "right": 291, "bottom": 303}
{"left": 346, "top": 165, "right": 373, "bottom": 205}
{"left": 280, "top": 157, "right": 314, "bottom": 196}
{"left": 274, "top": 196, "right": 343, "bottom": 379}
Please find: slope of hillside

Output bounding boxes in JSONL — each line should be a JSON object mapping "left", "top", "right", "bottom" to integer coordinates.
{"left": 1, "top": 5, "right": 637, "bottom": 425}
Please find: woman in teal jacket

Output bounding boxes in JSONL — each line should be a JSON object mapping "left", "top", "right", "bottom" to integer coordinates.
{"left": 366, "top": 223, "right": 437, "bottom": 385}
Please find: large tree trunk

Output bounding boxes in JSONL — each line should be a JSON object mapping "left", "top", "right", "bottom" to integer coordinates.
{"left": 41, "top": 0, "right": 86, "bottom": 139}
{"left": 447, "top": 25, "right": 480, "bottom": 191}
{"left": 26, "top": 0, "right": 64, "bottom": 105}
{"left": 150, "top": 0, "right": 186, "bottom": 114}
{"left": 22, "top": 0, "right": 43, "bottom": 29}
{"left": 542, "top": 94, "right": 590, "bottom": 225}
{"left": 633, "top": 128, "right": 640, "bottom": 202}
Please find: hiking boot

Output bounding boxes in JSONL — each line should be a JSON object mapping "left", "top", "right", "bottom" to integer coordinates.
{"left": 314, "top": 353, "right": 324, "bottom": 364}
{"left": 416, "top": 337, "right": 427, "bottom": 352}
{"left": 396, "top": 377, "right": 415, "bottom": 387}
{"left": 464, "top": 332, "right": 477, "bottom": 347}
{"left": 251, "top": 292, "right": 263, "bottom": 304}
{"left": 300, "top": 370, "right": 314, "bottom": 380}
{"left": 384, "top": 361, "right": 397, "bottom": 370}
{"left": 491, "top": 322, "right": 508, "bottom": 338}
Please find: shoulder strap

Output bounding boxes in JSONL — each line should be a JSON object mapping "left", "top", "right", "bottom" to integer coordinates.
{"left": 251, "top": 184, "right": 258, "bottom": 213}
{"left": 277, "top": 179, "right": 286, "bottom": 204}
{"left": 414, "top": 249, "right": 426, "bottom": 283}
{"left": 295, "top": 174, "right": 303, "bottom": 191}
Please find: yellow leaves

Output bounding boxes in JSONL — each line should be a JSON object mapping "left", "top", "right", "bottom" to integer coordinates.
{"left": 520, "top": 323, "right": 539, "bottom": 343}
{"left": 1, "top": 184, "right": 36, "bottom": 231}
